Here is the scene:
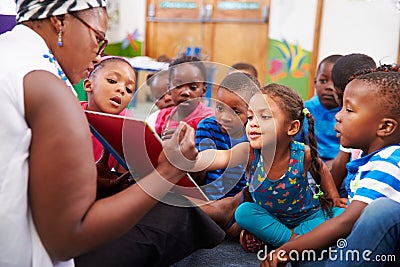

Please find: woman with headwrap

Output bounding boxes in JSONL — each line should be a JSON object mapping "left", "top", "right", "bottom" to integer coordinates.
{"left": 0, "top": 1, "right": 224, "bottom": 266}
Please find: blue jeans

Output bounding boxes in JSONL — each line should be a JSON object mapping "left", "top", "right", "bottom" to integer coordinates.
{"left": 325, "top": 198, "right": 400, "bottom": 266}
{"left": 293, "top": 198, "right": 400, "bottom": 267}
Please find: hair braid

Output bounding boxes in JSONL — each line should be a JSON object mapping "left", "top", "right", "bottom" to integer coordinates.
{"left": 305, "top": 113, "right": 333, "bottom": 216}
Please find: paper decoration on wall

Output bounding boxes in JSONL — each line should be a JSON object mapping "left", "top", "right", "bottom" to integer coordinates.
{"left": 266, "top": 38, "right": 311, "bottom": 99}
{"left": 266, "top": 0, "right": 317, "bottom": 100}
{"left": 122, "top": 29, "right": 141, "bottom": 51}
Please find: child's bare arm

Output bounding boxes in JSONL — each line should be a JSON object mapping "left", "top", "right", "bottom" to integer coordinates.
{"left": 319, "top": 159, "right": 340, "bottom": 198}
{"left": 331, "top": 150, "right": 351, "bottom": 190}
{"left": 191, "top": 142, "right": 250, "bottom": 172}
{"left": 319, "top": 159, "right": 347, "bottom": 207}
{"left": 304, "top": 146, "right": 345, "bottom": 207}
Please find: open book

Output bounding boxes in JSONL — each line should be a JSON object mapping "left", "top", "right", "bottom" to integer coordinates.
{"left": 85, "top": 110, "right": 208, "bottom": 201}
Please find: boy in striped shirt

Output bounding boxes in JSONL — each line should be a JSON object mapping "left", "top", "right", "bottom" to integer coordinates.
{"left": 261, "top": 65, "right": 400, "bottom": 266}
{"left": 194, "top": 72, "right": 260, "bottom": 201}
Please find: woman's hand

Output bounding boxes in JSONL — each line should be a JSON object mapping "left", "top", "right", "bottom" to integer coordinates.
{"left": 157, "top": 122, "right": 198, "bottom": 182}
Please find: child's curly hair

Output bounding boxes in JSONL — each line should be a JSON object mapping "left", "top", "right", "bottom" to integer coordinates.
{"left": 350, "top": 64, "right": 400, "bottom": 117}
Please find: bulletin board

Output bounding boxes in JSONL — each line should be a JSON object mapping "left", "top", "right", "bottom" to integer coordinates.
{"left": 265, "top": 0, "right": 322, "bottom": 100}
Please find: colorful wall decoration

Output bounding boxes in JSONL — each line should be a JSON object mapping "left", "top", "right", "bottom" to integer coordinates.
{"left": 266, "top": 38, "right": 311, "bottom": 100}
{"left": 104, "top": 0, "right": 144, "bottom": 57}
{"left": 266, "top": 0, "right": 318, "bottom": 100}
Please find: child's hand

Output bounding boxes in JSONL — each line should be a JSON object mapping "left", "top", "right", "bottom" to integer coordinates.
{"left": 331, "top": 197, "right": 347, "bottom": 208}
{"left": 96, "top": 150, "right": 134, "bottom": 198}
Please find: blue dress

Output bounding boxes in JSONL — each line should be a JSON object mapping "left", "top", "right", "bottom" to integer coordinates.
{"left": 235, "top": 141, "right": 344, "bottom": 247}
{"left": 250, "top": 141, "right": 320, "bottom": 226}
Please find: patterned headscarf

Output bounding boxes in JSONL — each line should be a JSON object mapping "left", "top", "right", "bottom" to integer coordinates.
{"left": 16, "top": 0, "right": 107, "bottom": 23}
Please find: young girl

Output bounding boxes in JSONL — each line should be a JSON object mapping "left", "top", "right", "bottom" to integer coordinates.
{"left": 235, "top": 83, "right": 346, "bottom": 252}
{"left": 81, "top": 56, "right": 136, "bottom": 197}
{"left": 262, "top": 65, "right": 400, "bottom": 267}
{"left": 155, "top": 55, "right": 214, "bottom": 136}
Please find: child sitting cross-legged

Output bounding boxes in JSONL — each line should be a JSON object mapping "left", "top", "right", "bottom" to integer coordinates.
{"left": 235, "top": 83, "right": 346, "bottom": 253}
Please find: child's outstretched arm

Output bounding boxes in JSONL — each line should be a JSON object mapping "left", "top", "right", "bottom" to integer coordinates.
{"left": 191, "top": 142, "right": 250, "bottom": 172}
{"left": 261, "top": 200, "right": 368, "bottom": 267}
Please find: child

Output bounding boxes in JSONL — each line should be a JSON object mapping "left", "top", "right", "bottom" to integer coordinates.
{"left": 228, "top": 62, "right": 259, "bottom": 78}
{"left": 235, "top": 83, "right": 345, "bottom": 252}
{"left": 147, "top": 70, "right": 173, "bottom": 110}
{"left": 330, "top": 53, "right": 377, "bottom": 197}
{"left": 81, "top": 56, "right": 136, "bottom": 196}
{"left": 146, "top": 70, "right": 174, "bottom": 130}
{"left": 195, "top": 72, "right": 260, "bottom": 200}
{"left": 262, "top": 65, "right": 400, "bottom": 267}
{"left": 155, "top": 55, "right": 214, "bottom": 136}
{"left": 295, "top": 54, "right": 343, "bottom": 166}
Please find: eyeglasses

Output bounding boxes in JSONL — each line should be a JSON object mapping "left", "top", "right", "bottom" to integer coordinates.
{"left": 70, "top": 13, "right": 108, "bottom": 56}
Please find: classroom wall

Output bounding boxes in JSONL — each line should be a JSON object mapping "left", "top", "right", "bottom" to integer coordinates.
{"left": 2, "top": 0, "right": 398, "bottom": 65}
{"left": 124, "top": 0, "right": 399, "bottom": 64}
{"left": 318, "top": 0, "right": 400, "bottom": 65}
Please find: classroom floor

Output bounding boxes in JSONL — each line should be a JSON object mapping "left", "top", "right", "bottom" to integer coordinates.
{"left": 171, "top": 238, "right": 262, "bottom": 267}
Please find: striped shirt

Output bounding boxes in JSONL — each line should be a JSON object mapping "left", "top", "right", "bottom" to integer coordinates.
{"left": 346, "top": 145, "right": 400, "bottom": 204}
{"left": 196, "top": 117, "right": 248, "bottom": 200}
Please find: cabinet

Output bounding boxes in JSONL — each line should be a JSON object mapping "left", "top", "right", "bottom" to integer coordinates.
{"left": 145, "top": 0, "right": 270, "bottom": 84}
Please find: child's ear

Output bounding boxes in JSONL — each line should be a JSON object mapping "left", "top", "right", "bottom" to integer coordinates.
{"left": 202, "top": 83, "right": 208, "bottom": 97}
{"left": 287, "top": 119, "right": 301, "bottom": 136}
{"left": 83, "top": 79, "right": 93, "bottom": 93}
{"left": 377, "top": 118, "right": 398, "bottom": 137}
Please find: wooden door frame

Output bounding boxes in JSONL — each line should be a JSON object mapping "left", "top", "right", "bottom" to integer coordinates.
{"left": 307, "top": 0, "right": 324, "bottom": 99}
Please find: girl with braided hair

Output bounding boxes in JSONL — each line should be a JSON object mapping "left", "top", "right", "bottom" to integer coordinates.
{"left": 235, "top": 83, "right": 346, "bottom": 252}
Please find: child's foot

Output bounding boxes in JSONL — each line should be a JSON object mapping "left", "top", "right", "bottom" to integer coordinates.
{"left": 201, "top": 190, "right": 244, "bottom": 229}
{"left": 242, "top": 186, "right": 253, "bottom": 203}
{"left": 239, "top": 229, "right": 265, "bottom": 253}
{"left": 289, "top": 228, "right": 298, "bottom": 241}
{"left": 225, "top": 222, "right": 241, "bottom": 238}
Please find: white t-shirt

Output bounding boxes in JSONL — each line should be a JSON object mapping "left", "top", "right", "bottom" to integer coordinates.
{"left": 0, "top": 25, "right": 74, "bottom": 267}
{"left": 146, "top": 109, "right": 160, "bottom": 132}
